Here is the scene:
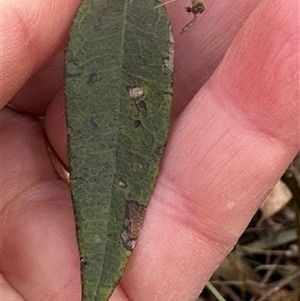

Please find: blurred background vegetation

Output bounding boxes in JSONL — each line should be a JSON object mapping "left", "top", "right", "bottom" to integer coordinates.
{"left": 198, "top": 153, "right": 300, "bottom": 301}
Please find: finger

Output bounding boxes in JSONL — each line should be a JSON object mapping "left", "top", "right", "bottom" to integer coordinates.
{"left": 111, "top": 0, "right": 299, "bottom": 300}
{"left": 45, "top": 88, "right": 69, "bottom": 166}
{"left": 0, "top": 0, "right": 82, "bottom": 107}
{"left": 8, "top": 49, "right": 65, "bottom": 116}
{"left": 0, "top": 275, "right": 25, "bottom": 301}
{"left": 0, "top": 108, "right": 81, "bottom": 301}
{"left": 166, "top": 0, "right": 263, "bottom": 118}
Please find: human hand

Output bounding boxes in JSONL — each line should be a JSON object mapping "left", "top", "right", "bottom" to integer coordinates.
{"left": 1, "top": 0, "right": 299, "bottom": 301}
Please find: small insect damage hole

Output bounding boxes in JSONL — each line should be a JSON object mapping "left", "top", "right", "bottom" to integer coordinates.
{"left": 121, "top": 200, "right": 147, "bottom": 251}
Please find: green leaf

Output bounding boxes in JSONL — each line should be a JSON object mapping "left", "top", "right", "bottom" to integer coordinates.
{"left": 65, "top": 0, "right": 172, "bottom": 300}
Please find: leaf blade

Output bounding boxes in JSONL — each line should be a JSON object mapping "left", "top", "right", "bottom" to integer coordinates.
{"left": 65, "top": 0, "right": 172, "bottom": 299}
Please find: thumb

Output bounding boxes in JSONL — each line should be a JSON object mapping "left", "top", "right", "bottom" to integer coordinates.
{"left": 1, "top": 0, "right": 82, "bottom": 106}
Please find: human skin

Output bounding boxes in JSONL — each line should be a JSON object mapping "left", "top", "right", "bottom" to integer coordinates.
{"left": 0, "top": 0, "right": 299, "bottom": 300}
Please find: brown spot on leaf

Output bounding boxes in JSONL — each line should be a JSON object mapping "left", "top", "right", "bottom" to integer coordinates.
{"left": 134, "top": 120, "right": 142, "bottom": 128}
{"left": 121, "top": 200, "right": 147, "bottom": 251}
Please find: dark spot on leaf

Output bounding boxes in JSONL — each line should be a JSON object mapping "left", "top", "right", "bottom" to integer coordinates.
{"left": 90, "top": 116, "right": 98, "bottom": 129}
{"left": 138, "top": 100, "right": 147, "bottom": 110}
{"left": 80, "top": 256, "right": 90, "bottom": 276}
{"left": 133, "top": 99, "right": 147, "bottom": 117}
{"left": 121, "top": 200, "right": 147, "bottom": 251}
{"left": 87, "top": 73, "right": 98, "bottom": 85}
{"left": 80, "top": 256, "right": 90, "bottom": 268}
{"left": 66, "top": 72, "right": 82, "bottom": 78}
{"left": 134, "top": 120, "right": 142, "bottom": 128}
